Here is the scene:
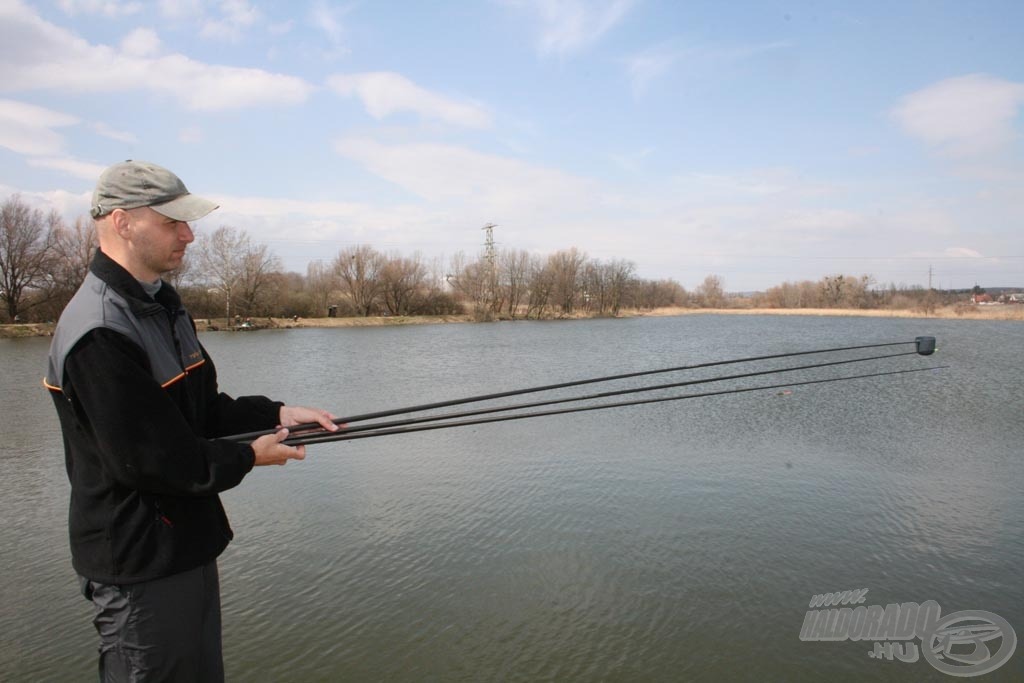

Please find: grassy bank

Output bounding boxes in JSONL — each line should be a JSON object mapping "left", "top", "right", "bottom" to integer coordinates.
{"left": 636, "top": 305, "right": 1024, "bottom": 321}
{"left": 0, "top": 323, "right": 57, "bottom": 338}
{"left": 4, "top": 304, "right": 1021, "bottom": 339}
{"left": 191, "top": 314, "right": 475, "bottom": 332}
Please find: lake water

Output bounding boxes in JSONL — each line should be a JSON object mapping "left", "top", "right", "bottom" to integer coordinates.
{"left": 1, "top": 314, "right": 1021, "bottom": 682}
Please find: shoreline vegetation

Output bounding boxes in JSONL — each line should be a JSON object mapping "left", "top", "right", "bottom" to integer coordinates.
{"left": 4, "top": 304, "right": 1021, "bottom": 339}
{"left": 4, "top": 195, "right": 1020, "bottom": 340}
{"left": 4, "top": 196, "right": 1019, "bottom": 338}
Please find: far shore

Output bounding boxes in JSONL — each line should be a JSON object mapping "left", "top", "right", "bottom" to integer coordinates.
{"left": 3, "top": 304, "right": 1022, "bottom": 339}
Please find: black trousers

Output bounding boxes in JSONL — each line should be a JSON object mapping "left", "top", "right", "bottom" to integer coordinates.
{"left": 79, "top": 561, "right": 224, "bottom": 683}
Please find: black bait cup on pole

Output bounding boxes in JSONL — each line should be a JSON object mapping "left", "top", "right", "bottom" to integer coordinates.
{"left": 915, "top": 336, "right": 936, "bottom": 355}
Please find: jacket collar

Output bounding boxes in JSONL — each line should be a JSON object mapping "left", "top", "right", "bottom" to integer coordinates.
{"left": 90, "top": 249, "right": 183, "bottom": 316}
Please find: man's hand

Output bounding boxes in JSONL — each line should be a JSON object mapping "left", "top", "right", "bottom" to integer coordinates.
{"left": 250, "top": 406, "right": 341, "bottom": 465}
{"left": 279, "top": 405, "right": 340, "bottom": 432}
{"left": 251, "top": 429, "right": 306, "bottom": 466}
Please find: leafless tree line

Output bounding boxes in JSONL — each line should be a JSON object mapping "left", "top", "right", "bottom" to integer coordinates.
{"left": 0, "top": 196, "right": 689, "bottom": 324}
{"left": 446, "top": 246, "right": 686, "bottom": 320}
{"left": 0, "top": 194, "right": 959, "bottom": 325}
{"left": 750, "top": 274, "right": 955, "bottom": 312}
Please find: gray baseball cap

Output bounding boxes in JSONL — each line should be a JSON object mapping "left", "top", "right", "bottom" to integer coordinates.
{"left": 90, "top": 160, "right": 218, "bottom": 221}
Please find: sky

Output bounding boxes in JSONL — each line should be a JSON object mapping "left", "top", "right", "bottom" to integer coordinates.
{"left": 1, "top": 0, "right": 1023, "bottom": 292}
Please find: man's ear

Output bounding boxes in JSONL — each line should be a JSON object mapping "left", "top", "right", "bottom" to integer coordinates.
{"left": 109, "top": 209, "right": 132, "bottom": 239}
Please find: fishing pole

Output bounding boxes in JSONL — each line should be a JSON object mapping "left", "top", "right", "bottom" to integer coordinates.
{"left": 276, "top": 348, "right": 928, "bottom": 445}
{"left": 281, "top": 365, "right": 947, "bottom": 446}
{"left": 225, "top": 336, "right": 937, "bottom": 443}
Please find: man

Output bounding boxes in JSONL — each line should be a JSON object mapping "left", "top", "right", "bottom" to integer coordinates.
{"left": 44, "top": 160, "right": 338, "bottom": 681}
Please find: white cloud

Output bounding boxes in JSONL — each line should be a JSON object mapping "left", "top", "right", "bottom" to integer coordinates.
{"left": 625, "top": 43, "right": 678, "bottom": 95}
{"left": 0, "top": 98, "right": 78, "bottom": 155}
{"left": 158, "top": 0, "right": 204, "bottom": 21}
{"left": 0, "top": 1, "right": 314, "bottom": 111}
{"left": 327, "top": 72, "right": 491, "bottom": 128}
{"left": 892, "top": 74, "right": 1024, "bottom": 158}
{"left": 505, "top": 0, "right": 637, "bottom": 56}
{"left": 92, "top": 121, "right": 137, "bottom": 143}
{"left": 121, "top": 27, "right": 161, "bottom": 57}
{"left": 310, "top": 0, "right": 351, "bottom": 56}
{"left": 200, "top": 194, "right": 466, "bottom": 268}
{"left": 943, "top": 247, "right": 983, "bottom": 258}
{"left": 0, "top": 98, "right": 117, "bottom": 182}
{"left": 201, "top": 0, "right": 261, "bottom": 43}
{"left": 27, "top": 156, "right": 107, "bottom": 180}
{"left": 58, "top": 0, "right": 142, "bottom": 17}
{"left": 324, "top": 138, "right": 931, "bottom": 286}
{"left": 0, "top": 184, "right": 93, "bottom": 219}
{"left": 333, "top": 137, "right": 595, "bottom": 213}
{"left": 200, "top": 20, "right": 241, "bottom": 42}
{"left": 668, "top": 168, "right": 838, "bottom": 203}
{"left": 625, "top": 39, "right": 791, "bottom": 94}
{"left": 213, "top": 194, "right": 368, "bottom": 218}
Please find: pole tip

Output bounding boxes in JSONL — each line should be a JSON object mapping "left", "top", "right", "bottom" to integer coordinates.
{"left": 915, "top": 336, "right": 936, "bottom": 356}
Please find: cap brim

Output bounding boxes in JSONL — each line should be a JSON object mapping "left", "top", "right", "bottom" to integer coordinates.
{"left": 150, "top": 194, "right": 219, "bottom": 222}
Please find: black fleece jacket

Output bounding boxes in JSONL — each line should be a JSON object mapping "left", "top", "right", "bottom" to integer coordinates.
{"left": 46, "top": 250, "right": 282, "bottom": 584}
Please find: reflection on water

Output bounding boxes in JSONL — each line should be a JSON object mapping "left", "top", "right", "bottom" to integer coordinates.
{"left": 2, "top": 315, "right": 1022, "bottom": 681}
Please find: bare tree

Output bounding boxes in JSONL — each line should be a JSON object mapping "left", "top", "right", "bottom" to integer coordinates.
{"left": 306, "top": 260, "right": 336, "bottom": 317}
{"left": 38, "top": 215, "right": 98, "bottom": 320}
{"left": 262, "top": 271, "right": 313, "bottom": 318}
{"left": 380, "top": 252, "right": 426, "bottom": 316}
{"left": 0, "top": 195, "right": 61, "bottom": 321}
{"left": 636, "top": 278, "right": 688, "bottom": 309}
{"left": 605, "top": 259, "right": 636, "bottom": 315}
{"left": 238, "top": 242, "right": 281, "bottom": 315}
{"left": 581, "top": 261, "right": 604, "bottom": 314}
{"left": 695, "top": 274, "right": 726, "bottom": 308}
{"left": 192, "top": 226, "right": 280, "bottom": 321}
{"left": 53, "top": 216, "right": 96, "bottom": 284}
{"left": 194, "top": 226, "right": 247, "bottom": 325}
{"left": 334, "top": 245, "right": 384, "bottom": 316}
{"left": 820, "top": 274, "right": 845, "bottom": 308}
{"left": 850, "top": 274, "right": 876, "bottom": 308}
{"left": 760, "top": 280, "right": 815, "bottom": 308}
{"left": 526, "top": 254, "right": 555, "bottom": 318}
{"left": 418, "top": 255, "right": 460, "bottom": 315}
{"left": 549, "top": 248, "right": 587, "bottom": 315}
{"left": 499, "top": 248, "right": 531, "bottom": 318}
{"left": 447, "top": 251, "right": 492, "bottom": 319}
